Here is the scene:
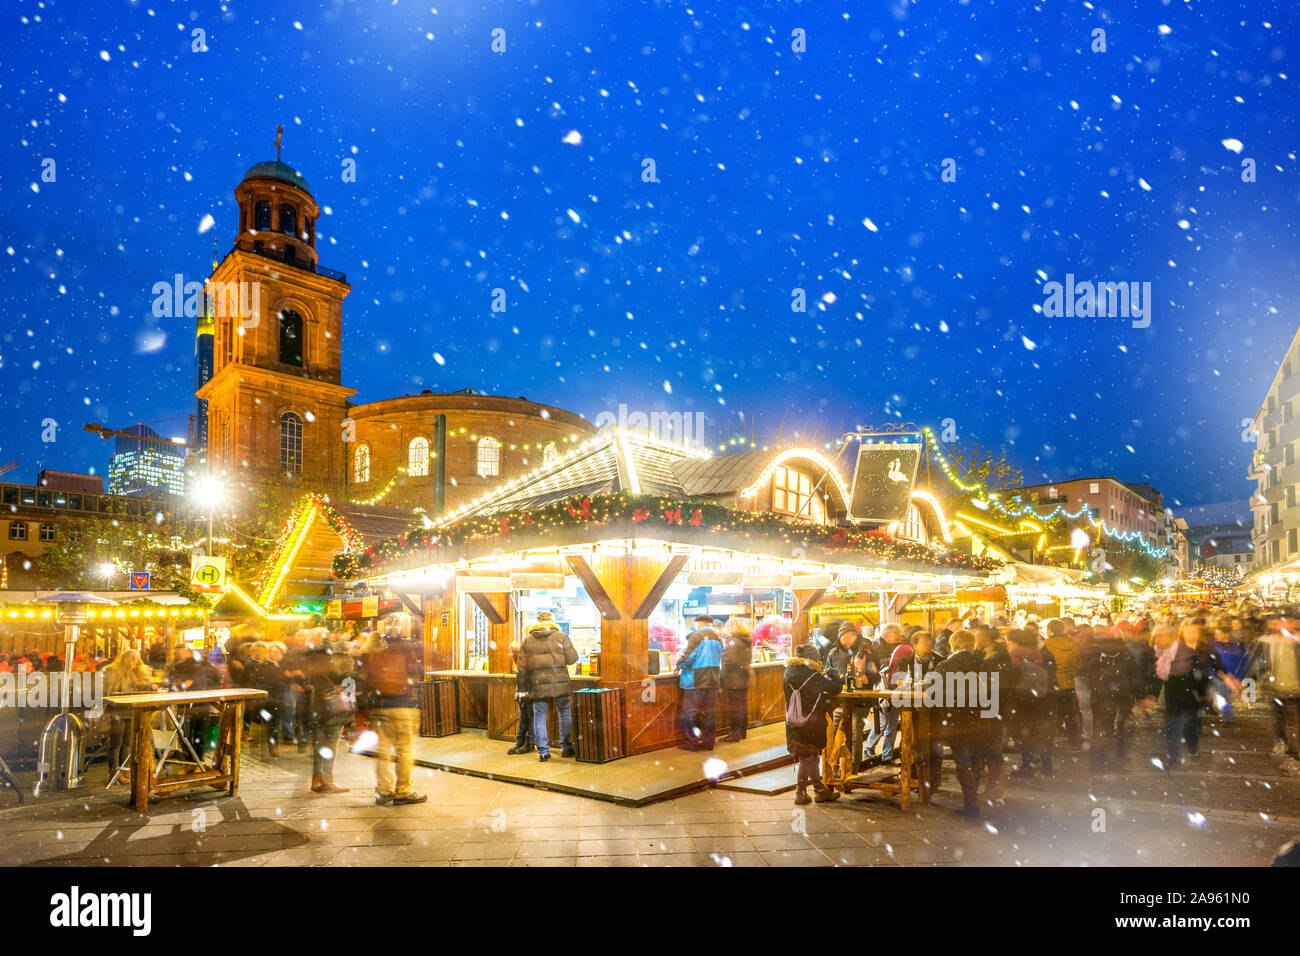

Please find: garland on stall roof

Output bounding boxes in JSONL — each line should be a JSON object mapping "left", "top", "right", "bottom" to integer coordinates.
{"left": 254, "top": 493, "right": 367, "bottom": 592}
{"left": 331, "top": 491, "right": 1004, "bottom": 580}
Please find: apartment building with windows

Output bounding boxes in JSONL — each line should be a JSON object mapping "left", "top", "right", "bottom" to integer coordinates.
{"left": 1248, "top": 331, "right": 1300, "bottom": 572}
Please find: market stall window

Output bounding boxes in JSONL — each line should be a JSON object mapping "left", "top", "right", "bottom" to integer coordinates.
{"left": 476, "top": 436, "right": 501, "bottom": 477}
{"left": 771, "top": 466, "right": 826, "bottom": 523}
{"left": 408, "top": 436, "right": 429, "bottom": 476}
{"left": 515, "top": 577, "right": 603, "bottom": 674}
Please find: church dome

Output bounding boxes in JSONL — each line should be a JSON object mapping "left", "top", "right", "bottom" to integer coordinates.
{"left": 241, "top": 160, "right": 312, "bottom": 195}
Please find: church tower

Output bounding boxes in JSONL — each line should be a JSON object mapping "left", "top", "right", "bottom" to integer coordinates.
{"left": 197, "top": 129, "right": 354, "bottom": 489}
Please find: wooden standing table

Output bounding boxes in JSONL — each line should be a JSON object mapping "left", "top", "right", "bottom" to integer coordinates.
{"left": 103, "top": 688, "right": 268, "bottom": 812}
{"left": 822, "top": 689, "right": 934, "bottom": 809}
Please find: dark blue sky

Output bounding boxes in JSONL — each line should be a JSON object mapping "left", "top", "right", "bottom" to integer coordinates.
{"left": 2, "top": 0, "right": 1297, "bottom": 513}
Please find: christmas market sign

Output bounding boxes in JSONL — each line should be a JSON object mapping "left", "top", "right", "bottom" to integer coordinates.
{"left": 331, "top": 492, "right": 1004, "bottom": 580}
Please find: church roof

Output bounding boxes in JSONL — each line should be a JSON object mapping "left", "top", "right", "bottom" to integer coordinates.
{"left": 242, "top": 159, "right": 312, "bottom": 195}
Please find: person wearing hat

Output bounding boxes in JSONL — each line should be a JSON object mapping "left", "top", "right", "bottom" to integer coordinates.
{"left": 677, "top": 614, "right": 723, "bottom": 751}
{"left": 783, "top": 643, "right": 844, "bottom": 805}
{"left": 516, "top": 618, "right": 579, "bottom": 761}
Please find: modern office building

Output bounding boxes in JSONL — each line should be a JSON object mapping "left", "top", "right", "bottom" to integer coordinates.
{"left": 107, "top": 424, "right": 187, "bottom": 497}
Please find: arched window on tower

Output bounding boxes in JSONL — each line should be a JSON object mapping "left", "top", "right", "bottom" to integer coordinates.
{"left": 255, "top": 200, "right": 272, "bottom": 230}
{"left": 280, "top": 413, "right": 303, "bottom": 476}
{"left": 278, "top": 310, "right": 303, "bottom": 367}
{"left": 279, "top": 204, "right": 297, "bottom": 236}
{"left": 543, "top": 442, "right": 560, "bottom": 468}
{"left": 476, "top": 437, "right": 501, "bottom": 478}
{"left": 354, "top": 443, "right": 370, "bottom": 484}
{"left": 408, "top": 437, "right": 430, "bottom": 477}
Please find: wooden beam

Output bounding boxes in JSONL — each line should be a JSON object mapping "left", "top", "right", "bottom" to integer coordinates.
{"left": 791, "top": 586, "right": 828, "bottom": 645}
{"left": 631, "top": 553, "right": 689, "bottom": 619}
{"left": 399, "top": 594, "right": 426, "bottom": 620}
{"left": 565, "top": 555, "right": 622, "bottom": 620}
{"left": 466, "top": 591, "right": 505, "bottom": 625}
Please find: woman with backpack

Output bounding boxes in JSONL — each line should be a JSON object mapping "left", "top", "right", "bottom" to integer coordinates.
{"left": 783, "top": 643, "right": 844, "bottom": 805}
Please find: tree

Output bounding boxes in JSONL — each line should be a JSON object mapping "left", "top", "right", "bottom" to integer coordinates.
{"left": 943, "top": 441, "right": 1025, "bottom": 492}
{"left": 36, "top": 504, "right": 200, "bottom": 592}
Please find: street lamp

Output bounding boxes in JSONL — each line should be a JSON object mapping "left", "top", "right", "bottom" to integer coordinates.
{"left": 99, "top": 562, "right": 116, "bottom": 589}
{"left": 195, "top": 476, "right": 225, "bottom": 556}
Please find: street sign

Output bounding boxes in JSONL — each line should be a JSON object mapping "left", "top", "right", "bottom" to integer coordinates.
{"left": 189, "top": 555, "right": 227, "bottom": 593}
{"left": 129, "top": 571, "right": 150, "bottom": 591}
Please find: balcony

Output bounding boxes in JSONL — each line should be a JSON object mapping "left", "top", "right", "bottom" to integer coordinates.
{"left": 221, "top": 245, "right": 347, "bottom": 285}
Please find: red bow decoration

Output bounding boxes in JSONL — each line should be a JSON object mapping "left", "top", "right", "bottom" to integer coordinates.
{"left": 664, "top": 508, "right": 682, "bottom": 525}
{"left": 499, "top": 516, "right": 511, "bottom": 536}
{"left": 566, "top": 497, "right": 593, "bottom": 520}
{"left": 633, "top": 509, "right": 650, "bottom": 523}
{"left": 689, "top": 509, "right": 703, "bottom": 527}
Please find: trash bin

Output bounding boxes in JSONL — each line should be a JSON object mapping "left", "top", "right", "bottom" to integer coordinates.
{"left": 419, "top": 680, "right": 460, "bottom": 737}
{"left": 573, "top": 687, "right": 624, "bottom": 763}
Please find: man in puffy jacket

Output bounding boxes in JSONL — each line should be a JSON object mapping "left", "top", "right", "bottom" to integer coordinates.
{"left": 517, "top": 619, "right": 579, "bottom": 762}
{"left": 1044, "top": 619, "right": 1081, "bottom": 748}
{"left": 1078, "top": 629, "right": 1142, "bottom": 777}
{"left": 362, "top": 633, "right": 427, "bottom": 804}
{"left": 677, "top": 614, "right": 723, "bottom": 751}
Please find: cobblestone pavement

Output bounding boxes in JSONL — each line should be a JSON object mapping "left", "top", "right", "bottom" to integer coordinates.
{"left": 0, "top": 708, "right": 1296, "bottom": 867}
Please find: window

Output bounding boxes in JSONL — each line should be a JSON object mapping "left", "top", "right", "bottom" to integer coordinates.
{"left": 39, "top": 523, "right": 54, "bottom": 542}
{"left": 354, "top": 443, "right": 370, "bottom": 483}
{"left": 1089, "top": 482, "right": 1100, "bottom": 494}
{"left": 543, "top": 442, "right": 560, "bottom": 468}
{"left": 1288, "top": 445, "right": 1296, "bottom": 467}
{"left": 67, "top": 527, "right": 82, "bottom": 544}
{"left": 280, "top": 412, "right": 303, "bottom": 475}
{"left": 255, "top": 200, "right": 271, "bottom": 230}
{"left": 8, "top": 522, "right": 26, "bottom": 541}
{"left": 476, "top": 437, "right": 501, "bottom": 477}
{"left": 278, "top": 310, "right": 303, "bottom": 366}
{"left": 772, "top": 467, "right": 825, "bottom": 522}
{"left": 1287, "top": 403, "right": 1295, "bottom": 424}
{"left": 1290, "top": 528, "right": 1298, "bottom": 555}
{"left": 279, "top": 204, "right": 297, "bottom": 236}
{"left": 408, "top": 437, "right": 429, "bottom": 477}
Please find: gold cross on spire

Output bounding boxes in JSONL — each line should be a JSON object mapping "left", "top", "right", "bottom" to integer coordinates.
{"left": 275, "top": 124, "right": 283, "bottom": 162}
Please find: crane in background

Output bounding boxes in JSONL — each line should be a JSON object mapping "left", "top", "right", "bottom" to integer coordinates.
{"left": 0, "top": 461, "right": 18, "bottom": 478}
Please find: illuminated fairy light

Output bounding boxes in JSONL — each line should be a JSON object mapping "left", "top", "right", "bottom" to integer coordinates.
{"left": 259, "top": 502, "right": 317, "bottom": 607}
{"left": 736, "top": 448, "right": 852, "bottom": 509}
{"left": 910, "top": 489, "right": 953, "bottom": 543}
{"left": 924, "top": 425, "right": 1168, "bottom": 559}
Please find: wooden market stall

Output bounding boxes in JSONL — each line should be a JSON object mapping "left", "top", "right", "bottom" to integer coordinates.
{"left": 333, "top": 429, "right": 998, "bottom": 759}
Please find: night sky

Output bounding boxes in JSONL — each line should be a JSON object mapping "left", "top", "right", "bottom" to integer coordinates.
{"left": 2, "top": 0, "right": 1297, "bottom": 514}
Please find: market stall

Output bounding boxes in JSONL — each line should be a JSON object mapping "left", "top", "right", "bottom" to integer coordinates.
{"left": 334, "top": 430, "right": 998, "bottom": 758}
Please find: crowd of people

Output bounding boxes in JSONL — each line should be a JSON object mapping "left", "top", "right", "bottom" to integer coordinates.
{"left": 78, "top": 622, "right": 429, "bottom": 806}
{"left": 777, "top": 600, "right": 1300, "bottom": 815}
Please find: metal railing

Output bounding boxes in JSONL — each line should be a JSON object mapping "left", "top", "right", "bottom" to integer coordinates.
{"left": 220, "top": 244, "right": 347, "bottom": 284}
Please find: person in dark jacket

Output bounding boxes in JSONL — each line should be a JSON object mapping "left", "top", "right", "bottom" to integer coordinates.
{"left": 972, "top": 627, "right": 1011, "bottom": 806}
{"left": 1163, "top": 623, "right": 1220, "bottom": 767}
{"left": 1005, "top": 629, "right": 1055, "bottom": 778}
{"left": 936, "top": 630, "right": 999, "bottom": 816}
{"left": 303, "top": 635, "right": 355, "bottom": 794}
{"left": 517, "top": 619, "right": 579, "bottom": 761}
{"left": 506, "top": 634, "right": 535, "bottom": 755}
{"left": 677, "top": 615, "right": 723, "bottom": 751}
{"left": 166, "top": 645, "right": 227, "bottom": 761}
{"left": 1078, "top": 629, "right": 1143, "bottom": 777}
{"left": 720, "top": 619, "right": 754, "bottom": 742}
{"left": 783, "top": 644, "right": 844, "bottom": 805}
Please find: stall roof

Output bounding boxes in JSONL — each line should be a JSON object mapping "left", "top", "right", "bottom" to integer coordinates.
{"left": 435, "top": 428, "right": 852, "bottom": 527}
{"left": 257, "top": 497, "right": 420, "bottom": 609}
